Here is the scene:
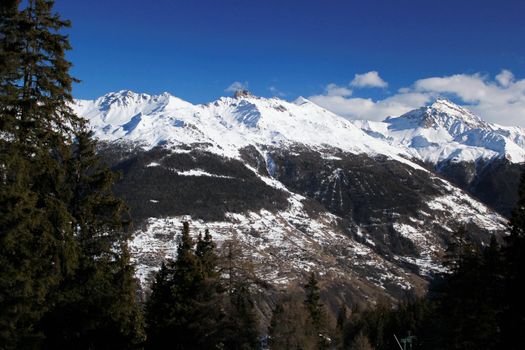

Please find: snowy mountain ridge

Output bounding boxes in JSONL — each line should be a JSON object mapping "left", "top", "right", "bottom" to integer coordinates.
{"left": 74, "top": 91, "right": 525, "bottom": 166}
{"left": 74, "top": 90, "right": 426, "bottom": 170}
{"left": 356, "top": 98, "right": 525, "bottom": 164}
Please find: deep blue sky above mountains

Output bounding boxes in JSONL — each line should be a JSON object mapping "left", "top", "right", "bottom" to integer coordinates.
{"left": 55, "top": 0, "right": 525, "bottom": 125}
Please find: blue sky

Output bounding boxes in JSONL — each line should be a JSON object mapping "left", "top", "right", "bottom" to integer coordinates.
{"left": 55, "top": 0, "right": 525, "bottom": 125}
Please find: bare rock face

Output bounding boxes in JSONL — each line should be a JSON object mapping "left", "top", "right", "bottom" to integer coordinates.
{"left": 234, "top": 89, "right": 253, "bottom": 98}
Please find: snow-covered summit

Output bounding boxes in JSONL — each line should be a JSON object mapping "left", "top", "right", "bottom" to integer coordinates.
{"left": 357, "top": 99, "right": 525, "bottom": 164}
{"left": 73, "top": 90, "right": 416, "bottom": 166}
{"left": 386, "top": 98, "right": 490, "bottom": 134}
{"left": 74, "top": 92, "right": 525, "bottom": 165}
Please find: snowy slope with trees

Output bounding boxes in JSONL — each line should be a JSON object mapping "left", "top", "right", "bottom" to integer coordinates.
{"left": 74, "top": 90, "right": 512, "bottom": 306}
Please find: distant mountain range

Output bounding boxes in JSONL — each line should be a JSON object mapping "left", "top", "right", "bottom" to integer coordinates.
{"left": 73, "top": 91, "right": 522, "bottom": 308}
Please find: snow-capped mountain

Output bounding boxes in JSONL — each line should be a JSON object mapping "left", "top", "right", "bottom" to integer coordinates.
{"left": 74, "top": 91, "right": 515, "bottom": 309}
{"left": 355, "top": 98, "right": 525, "bottom": 164}
{"left": 74, "top": 90, "right": 419, "bottom": 168}
{"left": 75, "top": 92, "right": 525, "bottom": 166}
{"left": 354, "top": 99, "right": 525, "bottom": 216}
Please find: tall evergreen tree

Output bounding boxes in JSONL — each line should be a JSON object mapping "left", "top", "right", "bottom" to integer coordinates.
{"left": 444, "top": 225, "right": 475, "bottom": 270}
{"left": 349, "top": 332, "right": 373, "bottom": 350}
{"left": 501, "top": 172, "right": 525, "bottom": 349}
{"left": 268, "top": 291, "right": 316, "bottom": 350}
{"left": 146, "top": 222, "right": 200, "bottom": 349}
{"left": 196, "top": 229, "right": 217, "bottom": 277}
{"left": 335, "top": 303, "right": 348, "bottom": 349}
{"left": 303, "top": 272, "right": 329, "bottom": 350}
{"left": 144, "top": 260, "right": 177, "bottom": 349}
{"left": 218, "top": 238, "right": 260, "bottom": 350}
{"left": 194, "top": 229, "right": 225, "bottom": 348}
{"left": 221, "top": 284, "right": 259, "bottom": 350}
{"left": 38, "top": 130, "right": 145, "bottom": 349}
{"left": 0, "top": 1, "right": 81, "bottom": 346}
{"left": 146, "top": 223, "right": 224, "bottom": 349}
{"left": 1, "top": 1, "right": 144, "bottom": 347}
{"left": 430, "top": 233, "right": 502, "bottom": 349}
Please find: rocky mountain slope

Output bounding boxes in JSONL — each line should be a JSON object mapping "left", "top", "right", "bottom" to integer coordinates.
{"left": 355, "top": 99, "right": 525, "bottom": 215}
{"left": 74, "top": 91, "right": 515, "bottom": 307}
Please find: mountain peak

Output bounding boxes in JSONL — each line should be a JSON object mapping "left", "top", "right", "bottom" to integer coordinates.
{"left": 430, "top": 98, "right": 459, "bottom": 108}
{"left": 360, "top": 98, "right": 525, "bottom": 164}
{"left": 386, "top": 98, "right": 489, "bottom": 133}
{"left": 293, "top": 96, "right": 311, "bottom": 106}
{"left": 233, "top": 89, "right": 254, "bottom": 99}
{"left": 429, "top": 98, "right": 475, "bottom": 118}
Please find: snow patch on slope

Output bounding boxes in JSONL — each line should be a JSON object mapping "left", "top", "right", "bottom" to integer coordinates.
{"left": 130, "top": 194, "right": 419, "bottom": 293}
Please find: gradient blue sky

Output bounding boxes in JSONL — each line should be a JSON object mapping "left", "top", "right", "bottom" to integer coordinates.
{"left": 55, "top": 0, "right": 525, "bottom": 124}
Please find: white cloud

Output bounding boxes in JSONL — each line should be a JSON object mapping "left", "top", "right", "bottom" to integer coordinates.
{"left": 324, "top": 83, "right": 352, "bottom": 97}
{"left": 309, "top": 91, "right": 431, "bottom": 121}
{"left": 496, "top": 69, "right": 514, "bottom": 87}
{"left": 412, "top": 71, "right": 525, "bottom": 126}
{"left": 413, "top": 74, "right": 491, "bottom": 102}
{"left": 350, "top": 71, "right": 388, "bottom": 88}
{"left": 309, "top": 70, "right": 525, "bottom": 126}
{"left": 225, "top": 81, "right": 248, "bottom": 93}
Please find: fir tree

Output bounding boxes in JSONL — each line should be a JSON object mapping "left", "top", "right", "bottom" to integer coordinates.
{"left": 349, "top": 332, "right": 373, "bottom": 350}
{"left": 146, "top": 222, "right": 202, "bottom": 349}
{"left": 304, "top": 272, "right": 329, "bottom": 350}
{"left": 194, "top": 229, "right": 224, "bottom": 348}
{"left": 145, "top": 260, "right": 177, "bottom": 349}
{"left": 444, "top": 225, "right": 475, "bottom": 270}
{"left": 146, "top": 223, "right": 224, "bottom": 349}
{"left": 37, "top": 131, "right": 145, "bottom": 349}
{"left": 0, "top": 1, "right": 81, "bottom": 346}
{"left": 501, "top": 172, "right": 525, "bottom": 349}
{"left": 196, "top": 229, "right": 217, "bottom": 278}
{"left": 268, "top": 291, "right": 316, "bottom": 350}
{"left": 335, "top": 303, "right": 348, "bottom": 349}
{"left": 218, "top": 239, "right": 260, "bottom": 350}
{"left": 1, "top": 2, "right": 144, "bottom": 347}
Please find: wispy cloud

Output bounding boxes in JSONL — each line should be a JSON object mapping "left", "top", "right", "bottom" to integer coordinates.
{"left": 268, "top": 85, "right": 286, "bottom": 97}
{"left": 324, "top": 83, "right": 352, "bottom": 97}
{"left": 225, "top": 81, "right": 248, "bottom": 93}
{"left": 412, "top": 71, "right": 525, "bottom": 126}
{"left": 350, "top": 71, "right": 388, "bottom": 88}
{"left": 309, "top": 70, "right": 525, "bottom": 126}
{"left": 495, "top": 69, "right": 514, "bottom": 88}
{"left": 309, "top": 91, "right": 430, "bottom": 121}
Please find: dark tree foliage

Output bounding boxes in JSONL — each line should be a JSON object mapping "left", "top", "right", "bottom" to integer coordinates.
{"left": 268, "top": 291, "right": 316, "bottom": 350}
{"left": 37, "top": 131, "right": 145, "bottom": 349}
{"left": 145, "top": 223, "right": 225, "bottom": 350}
{"left": 145, "top": 223, "right": 200, "bottom": 349}
{"left": 501, "top": 171, "right": 525, "bottom": 349}
{"left": 303, "top": 272, "right": 330, "bottom": 350}
{"left": 218, "top": 238, "right": 260, "bottom": 350}
{"left": 334, "top": 303, "right": 348, "bottom": 348}
{"left": 144, "top": 260, "right": 176, "bottom": 349}
{"left": 107, "top": 148, "right": 289, "bottom": 223}
{"left": 342, "top": 230, "right": 508, "bottom": 350}
{"left": 341, "top": 300, "right": 432, "bottom": 350}
{"left": 1, "top": 1, "right": 143, "bottom": 348}
{"left": 195, "top": 229, "right": 217, "bottom": 277}
{"left": 0, "top": 1, "right": 81, "bottom": 346}
{"left": 220, "top": 284, "right": 260, "bottom": 350}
